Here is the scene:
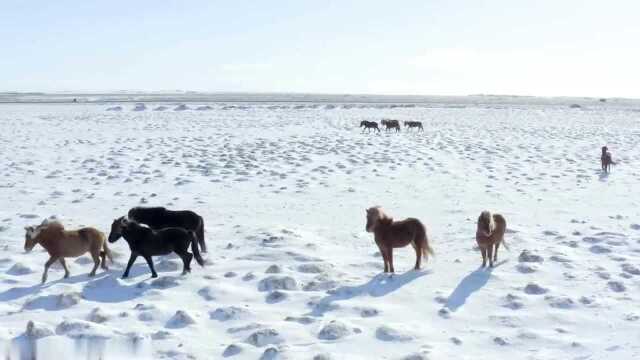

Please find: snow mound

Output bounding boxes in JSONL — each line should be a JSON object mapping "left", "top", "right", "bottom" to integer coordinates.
{"left": 210, "top": 306, "right": 251, "bottom": 321}
{"left": 245, "top": 328, "right": 283, "bottom": 347}
{"left": 258, "top": 275, "right": 298, "bottom": 291}
{"left": 7, "top": 262, "right": 35, "bottom": 275}
{"left": 318, "top": 320, "right": 350, "bottom": 340}
{"left": 132, "top": 103, "right": 146, "bottom": 111}
{"left": 166, "top": 310, "right": 196, "bottom": 328}
{"left": 375, "top": 325, "right": 414, "bottom": 342}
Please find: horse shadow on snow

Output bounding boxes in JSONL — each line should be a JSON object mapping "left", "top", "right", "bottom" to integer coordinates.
{"left": 445, "top": 261, "right": 506, "bottom": 312}
{"left": 309, "top": 270, "right": 430, "bottom": 317}
{"left": 0, "top": 262, "right": 180, "bottom": 307}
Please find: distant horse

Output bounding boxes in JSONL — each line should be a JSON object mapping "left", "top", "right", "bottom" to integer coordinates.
{"left": 360, "top": 121, "right": 380, "bottom": 133}
{"left": 108, "top": 217, "right": 204, "bottom": 278}
{"left": 365, "top": 206, "right": 434, "bottom": 272}
{"left": 128, "top": 207, "right": 207, "bottom": 252}
{"left": 475, "top": 211, "right": 507, "bottom": 267}
{"left": 601, "top": 146, "right": 615, "bottom": 173}
{"left": 24, "top": 219, "right": 112, "bottom": 284}
{"left": 382, "top": 119, "right": 400, "bottom": 132}
{"left": 404, "top": 121, "right": 424, "bottom": 131}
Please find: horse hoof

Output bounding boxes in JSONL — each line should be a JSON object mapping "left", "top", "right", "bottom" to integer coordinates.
{"left": 122, "top": 275, "right": 129, "bottom": 279}
{"left": 152, "top": 274, "right": 158, "bottom": 278}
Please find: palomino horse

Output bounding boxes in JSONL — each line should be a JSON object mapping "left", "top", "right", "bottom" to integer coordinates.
{"left": 365, "top": 207, "right": 434, "bottom": 272}
{"left": 601, "top": 146, "right": 615, "bottom": 173}
{"left": 108, "top": 217, "right": 204, "bottom": 278}
{"left": 24, "top": 219, "right": 112, "bottom": 283}
{"left": 128, "top": 206, "right": 207, "bottom": 252}
{"left": 475, "top": 211, "right": 508, "bottom": 267}
{"left": 404, "top": 121, "right": 424, "bottom": 131}
{"left": 360, "top": 121, "right": 380, "bottom": 133}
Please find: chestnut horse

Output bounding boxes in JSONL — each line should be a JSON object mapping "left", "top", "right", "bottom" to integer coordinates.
{"left": 24, "top": 220, "right": 112, "bottom": 283}
{"left": 475, "top": 211, "right": 507, "bottom": 267}
{"left": 365, "top": 207, "right": 434, "bottom": 273}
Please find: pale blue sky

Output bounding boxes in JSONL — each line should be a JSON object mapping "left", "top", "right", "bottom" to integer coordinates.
{"left": 2, "top": 0, "right": 639, "bottom": 97}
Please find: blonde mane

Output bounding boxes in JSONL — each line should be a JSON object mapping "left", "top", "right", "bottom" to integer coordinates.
{"left": 479, "top": 210, "right": 495, "bottom": 234}
{"left": 367, "top": 206, "right": 393, "bottom": 225}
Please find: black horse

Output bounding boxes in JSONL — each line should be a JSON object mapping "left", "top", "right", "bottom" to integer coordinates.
{"left": 108, "top": 217, "right": 204, "bottom": 278}
{"left": 404, "top": 121, "right": 424, "bottom": 131}
{"left": 360, "top": 120, "right": 380, "bottom": 133}
{"left": 128, "top": 207, "right": 207, "bottom": 252}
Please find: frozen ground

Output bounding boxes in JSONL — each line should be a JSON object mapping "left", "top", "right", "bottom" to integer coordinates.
{"left": 0, "top": 99, "right": 639, "bottom": 359}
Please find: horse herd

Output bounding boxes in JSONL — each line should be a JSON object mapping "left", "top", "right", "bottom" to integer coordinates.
{"left": 360, "top": 119, "right": 424, "bottom": 133}
{"left": 24, "top": 207, "right": 207, "bottom": 283}
{"left": 23, "top": 205, "right": 508, "bottom": 284}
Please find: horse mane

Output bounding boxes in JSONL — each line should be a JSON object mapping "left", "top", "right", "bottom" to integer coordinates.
{"left": 39, "top": 220, "right": 64, "bottom": 232}
{"left": 368, "top": 206, "right": 394, "bottom": 225}
{"left": 478, "top": 210, "right": 495, "bottom": 233}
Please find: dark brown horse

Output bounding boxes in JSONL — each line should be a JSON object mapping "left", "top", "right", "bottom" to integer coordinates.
{"left": 601, "top": 146, "right": 615, "bottom": 173}
{"left": 381, "top": 119, "right": 400, "bottom": 132}
{"left": 365, "top": 207, "right": 434, "bottom": 272}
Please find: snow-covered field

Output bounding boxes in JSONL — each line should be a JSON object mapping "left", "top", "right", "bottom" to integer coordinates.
{"left": 1, "top": 99, "right": 640, "bottom": 359}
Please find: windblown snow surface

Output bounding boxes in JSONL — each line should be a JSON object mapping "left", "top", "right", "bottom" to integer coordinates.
{"left": 0, "top": 99, "right": 639, "bottom": 359}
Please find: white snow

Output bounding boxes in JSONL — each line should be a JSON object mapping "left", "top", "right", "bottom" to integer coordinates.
{"left": 0, "top": 98, "right": 639, "bottom": 359}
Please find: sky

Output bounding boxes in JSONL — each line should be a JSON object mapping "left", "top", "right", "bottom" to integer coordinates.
{"left": 2, "top": 0, "right": 640, "bottom": 97}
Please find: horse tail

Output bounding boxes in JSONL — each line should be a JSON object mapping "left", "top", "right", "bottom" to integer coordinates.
{"left": 417, "top": 221, "right": 434, "bottom": 260}
{"left": 494, "top": 214, "right": 509, "bottom": 251}
{"left": 190, "top": 231, "right": 205, "bottom": 267}
{"left": 196, "top": 216, "right": 206, "bottom": 253}
{"left": 97, "top": 231, "right": 114, "bottom": 263}
{"left": 423, "top": 241, "right": 435, "bottom": 258}
{"left": 102, "top": 239, "right": 114, "bottom": 263}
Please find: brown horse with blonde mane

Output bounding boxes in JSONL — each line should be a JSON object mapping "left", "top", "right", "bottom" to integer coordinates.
{"left": 24, "top": 219, "right": 113, "bottom": 283}
{"left": 475, "top": 210, "right": 507, "bottom": 267}
{"left": 365, "top": 206, "right": 434, "bottom": 273}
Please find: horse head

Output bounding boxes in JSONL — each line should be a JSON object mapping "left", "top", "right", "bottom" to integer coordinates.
{"left": 24, "top": 224, "right": 46, "bottom": 252}
{"left": 108, "top": 216, "right": 129, "bottom": 243}
{"left": 366, "top": 206, "right": 390, "bottom": 232}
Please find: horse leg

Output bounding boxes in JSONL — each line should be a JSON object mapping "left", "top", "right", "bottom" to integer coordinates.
{"left": 493, "top": 241, "right": 500, "bottom": 262}
{"left": 487, "top": 245, "right": 495, "bottom": 267}
{"left": 143, "top": 255, "right": 158, "bottom": 278}
{"left": 412, "top": 241, "right": 421, "bottom": 270}
{"left": 100, "top": 249, "right": 108, "bottom": 270}
{"left": 387, "top": 246, "right": 395, "bottom": 273}
{"left": 122, "top": 253, "right": 138, "bottom": 278}
{"left": 42, "top": 256, "right": 58, "bottom": 284}
{"left": 480, "top": 247, "right": 487, "bottom": 267}
{"left": 175, "top": 248, "right": 192, "bottom": 275}
{"left": 379, "top": 246, "right": 389, "bottom": 273}
{"left": 59, "top": 258, "right": 70, "bottom": 278}
{"left": 89, "top": 251, "right": 101, "bottom": 277}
